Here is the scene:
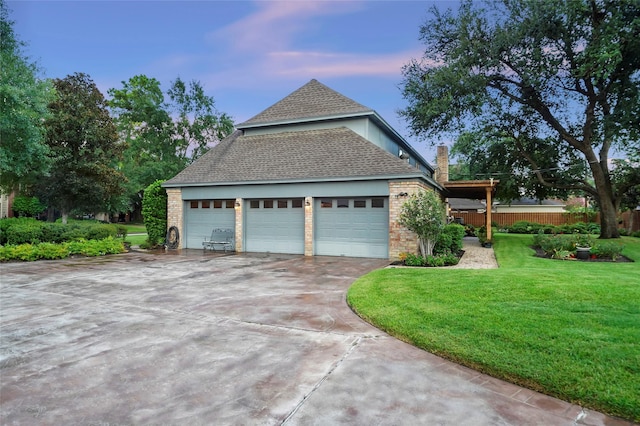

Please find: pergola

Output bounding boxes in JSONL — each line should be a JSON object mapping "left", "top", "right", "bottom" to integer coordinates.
{"left": 442, "top": 179, "right": 499, "bottom": 242}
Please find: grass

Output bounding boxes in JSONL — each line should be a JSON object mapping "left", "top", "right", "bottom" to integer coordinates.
{"left": 120, "top": 223, "right": 147, "bottom": 246}
{"left": 347, "top": 234, "right": 640, "bottom": 422}
{"left": 120, "top": 223, "right": 147, "bottom": 234}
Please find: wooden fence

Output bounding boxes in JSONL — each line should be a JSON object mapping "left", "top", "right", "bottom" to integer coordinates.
{"left": 452, "top": 211, "right": 640, "bottom": 232}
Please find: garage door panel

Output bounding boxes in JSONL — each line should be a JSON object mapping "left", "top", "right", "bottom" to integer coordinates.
{"left": 245, "top": 199, "right": 304, "bottom": 254}
{"left": 184, "top": 200, "right": 235, "bottom": 249}
{"left": 314, "top": 197, "right": 388, "bottom": 258}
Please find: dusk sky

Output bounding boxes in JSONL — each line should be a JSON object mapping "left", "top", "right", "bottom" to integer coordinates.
{"left": 8, "top": 0, "right": 462, "bottom": 164}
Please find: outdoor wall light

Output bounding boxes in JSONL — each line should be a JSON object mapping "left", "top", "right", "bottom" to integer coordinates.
{"left": 305, "top": 200, "right": 311, "bottom": 206}
{"left": 396, "top": 192, "right": 408, "bottom": 198}
{"left": 235, "top": 201, "right": 241, "bottom": 207}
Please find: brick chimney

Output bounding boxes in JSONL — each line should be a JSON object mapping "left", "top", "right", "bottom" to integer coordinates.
{"left": 436, "top": 145, "right": 449, "bottom": 184}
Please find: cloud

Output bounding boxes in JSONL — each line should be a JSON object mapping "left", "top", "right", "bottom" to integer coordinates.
{"left": 267, "top": 49, "right": 425, "bottom": 78}
{"left": 199, "top": 0, "right": 419, "bottom": 85}
{"left": 210, "top": 1, "right": 363, "bottom": 52}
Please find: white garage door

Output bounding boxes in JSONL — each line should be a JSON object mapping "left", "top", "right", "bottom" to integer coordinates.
{"left": 184, "top": 200, "right": 235, "bottom": 249}
{"left": 245, "top": 199, "right": 305, "bottom": 254}
{"left": 314, "top": 197, "right": 389, "bottom": 258}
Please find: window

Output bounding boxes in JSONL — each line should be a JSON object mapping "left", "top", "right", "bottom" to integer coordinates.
{"left": 354, "top": 200, "right": 366, "bottom": 208}
{"left": 321, "top": 199, "right": 332, "bottom": 208}
{"left": 292, "top": 199, "right": 303, "bottom": 208}
{"left": 372, "top": 198, "right": 385, "bottom": 208}
{"left": 201, "top": 201, "right": 210, "bottom": 209}
{"left": 190, "top": 201, "right": 199, "bottom": 209}
{"left": 277, "top": 200, "right": 288, "bottom": 208}
{"left": 213, "top": 200, "right": 222, "bottom": 208}
{"left": 250, "top": 200, "right": 260, "bottom": 209}
{"left": 337, "top": 198, "right": 349, "bottom": 208}
{"left": 264, "top": 200, "right": 273, "bottom": 209}
{"left": 226, "top": 200, "right": 235, "bottom": 209}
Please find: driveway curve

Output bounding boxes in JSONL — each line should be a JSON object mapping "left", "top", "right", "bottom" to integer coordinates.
{"left": 1, "top": 251, "right": 632, "bottom": 425}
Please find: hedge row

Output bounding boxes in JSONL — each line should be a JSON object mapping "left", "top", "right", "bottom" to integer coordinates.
{"left": 0, "top": 218, "right": 126, "bottom": 245}
{"left": 0, "top": 237, "right": 126, "bottom": 262}
{"left": 504, "top": 220, "right": 601, "bottom": 235}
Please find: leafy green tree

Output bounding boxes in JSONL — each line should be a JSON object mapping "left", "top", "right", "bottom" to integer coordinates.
{"left": 108, "top": 75, "right": 175, "bottom": 216}
{"left": 0, "top": 0, "right": 54, "bottom": 192}
{"left": 168, "top": 77, "right": 234, "bottom": 163}
{"left": 37, "top": 73, "right": 125, "bottom": 223}
{"left": 399, "top": 190, "right": 446, "bottom": 256}
{"left": 141, "top": 179, "right": 167, "bottom": 247}
{"left": 109, "top": 75, "right": 234, "bottom": 217}
{"left": 401, "top": 0, "right": 640, "bottom": 239}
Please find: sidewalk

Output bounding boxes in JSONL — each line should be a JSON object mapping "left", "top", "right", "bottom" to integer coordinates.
{"left": 449, "top": 236, "right": 499, "bottom": 269}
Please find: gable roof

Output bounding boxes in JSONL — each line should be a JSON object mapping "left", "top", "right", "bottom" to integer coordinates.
{"left": 238, "top": 79, "right": 372, "bottom": 128}
{"left": 164, "top": 127, "right": 428, "bottom": 187}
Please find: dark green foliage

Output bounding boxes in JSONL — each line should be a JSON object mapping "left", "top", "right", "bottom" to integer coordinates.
{"left": 403, "top": 252, "right": 460, "bottom": 267}
{"left": 12, "top": 196, "right": 45, "bottom": 217}
{"left": 38, "top": 73, "right": 125, "bottom": 220}
{"left": 141, "top": 180, "right": 167, "bottom": 247}
{"left": 507, "top": 221, "right": 600, "bottom": 235}
{"left": 434, "top": 223, "right": 465, "bottom": 255}
{"left": 0, "top": 218, "right": 119, "bottom": 245}
{"left": 591, "top": 243, "right": 625, "bottom": 261}
{"left": 0, "top": 0, "right": 54, "bottom": 191}
{"left": 5, "top": 221, "right": 43, "bottom": 245}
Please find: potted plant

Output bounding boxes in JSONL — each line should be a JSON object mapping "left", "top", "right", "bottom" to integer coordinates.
{"left": 574, "top": 234, "right": 594, "bottom": 260}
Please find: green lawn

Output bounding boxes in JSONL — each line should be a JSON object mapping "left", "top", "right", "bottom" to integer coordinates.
{"left": 347, "top": 234, "right": 640, "bottom": 422}
{"left": 120, "top": 223, "right": 147, "bottom": 234}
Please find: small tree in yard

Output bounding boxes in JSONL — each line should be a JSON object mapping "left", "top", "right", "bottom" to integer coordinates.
{"left": 399, "top": 190, "right": 447, "bottom": 257}
{"left": 142, "top": 180, "right": 167, "bottom": 247}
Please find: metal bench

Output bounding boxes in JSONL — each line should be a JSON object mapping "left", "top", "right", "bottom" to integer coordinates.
{"left": 203, "top": 228, "right": 235, "bottom": 252}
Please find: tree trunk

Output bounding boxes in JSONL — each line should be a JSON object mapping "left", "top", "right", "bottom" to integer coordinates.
{"left": 591, "top": 162, "right": 620, "bottom": 239}
{"left": 61, "top": 211, "right": 68, "bottom": 225}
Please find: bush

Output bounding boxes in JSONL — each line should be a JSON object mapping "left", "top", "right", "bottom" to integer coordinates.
{"left": 12, "top": 196, "right": 45, "bottom": 217}
{"left": 591, "top": 242, "right": 625, "bottom": 261}
{"left": 0, "top": 237, "right": 125, "bottom": 262}
{"left": 434, "top": 223, "right": 465, "bottom": 255}
{"left": 632, "top": 231, "right": 640, "bottom": 238}
{"left": 142, "top": 180, "right": 167, "bottom": 247}
{"left": 6, "top": 222, "right": 44, "bottom": 245}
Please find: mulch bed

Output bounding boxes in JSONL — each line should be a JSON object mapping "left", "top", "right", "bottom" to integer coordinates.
{"left": 532, "top": 247, "right": 633, "bottom": 263}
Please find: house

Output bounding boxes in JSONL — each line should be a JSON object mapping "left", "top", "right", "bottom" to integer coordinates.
{"left": 163, "top": 79, "right": 497, "bottom": 259}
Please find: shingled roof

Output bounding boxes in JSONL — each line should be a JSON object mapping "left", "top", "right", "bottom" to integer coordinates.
{"left": 238, "top": 79, "right": 373, "bottom": 127}
{"left": 164, "top": 127, "right": 424, "bottom": 186}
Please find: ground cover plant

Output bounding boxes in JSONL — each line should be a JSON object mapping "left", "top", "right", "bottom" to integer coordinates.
{"left": 347, "top": 234, "right": 640, "bottom": 422}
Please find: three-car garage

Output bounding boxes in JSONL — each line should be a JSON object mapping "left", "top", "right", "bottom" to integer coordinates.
{"left": 182, "top": 196, "right": 390, "bottom": 258}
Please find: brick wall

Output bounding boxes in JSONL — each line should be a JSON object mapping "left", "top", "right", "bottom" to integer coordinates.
{"left": 304, "top": 197, "right": 313, "bottom": 256}
{"left": 388, "top": 180, "right": 431, "bottom": 260}
{"left": 235, "top": 198, "right": 243, "bottom": 252}
{"left": 166, "top": 188, "right": 183, "bottom": 249}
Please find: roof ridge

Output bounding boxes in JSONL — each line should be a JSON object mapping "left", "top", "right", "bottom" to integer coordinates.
{"left": 238, "top": 79, "right": 372, "bottom": 127}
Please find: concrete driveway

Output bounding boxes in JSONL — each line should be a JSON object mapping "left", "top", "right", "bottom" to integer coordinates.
{"left": 0, "top": 251, "right": 632, "bottom": 425}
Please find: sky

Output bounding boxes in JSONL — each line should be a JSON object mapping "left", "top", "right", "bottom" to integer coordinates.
{"left": 8, "top": 0, "right": 461, "bottom": 165}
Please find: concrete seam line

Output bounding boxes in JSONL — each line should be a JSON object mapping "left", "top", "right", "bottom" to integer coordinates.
{"left": 280, "top": 336, "right": 363, "bottom": 424}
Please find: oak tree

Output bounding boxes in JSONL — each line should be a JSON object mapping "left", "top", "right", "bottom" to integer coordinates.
{"left": 401, "top": 0, "right": 640, "bottom": 238}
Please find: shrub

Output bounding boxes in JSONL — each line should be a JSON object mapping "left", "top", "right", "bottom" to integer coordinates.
{"left": 591, "top": 242, "right": 625, "bottom": 261}
{"left": 434, "top": 223, "right": 465, "bottom": 255}
{"left": 535, "top": 234, "right": 576, "bottom": 257}
{"left": 632, "top": 231, "right": 640, "bottom": 238}
{"left": 142, "top": 180, "right": 168, "bottom": 247}
{"left": 1, "top": 238, "right": 125, "bottom": 262}
{"left": 12, "top": 196, "right": 45, "bottom": 217}
{"left": 84, "top": 223, "right": 118, "bottom": 240}
{"left": 6, "top": 222, "right": 44, "bottom": 245}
